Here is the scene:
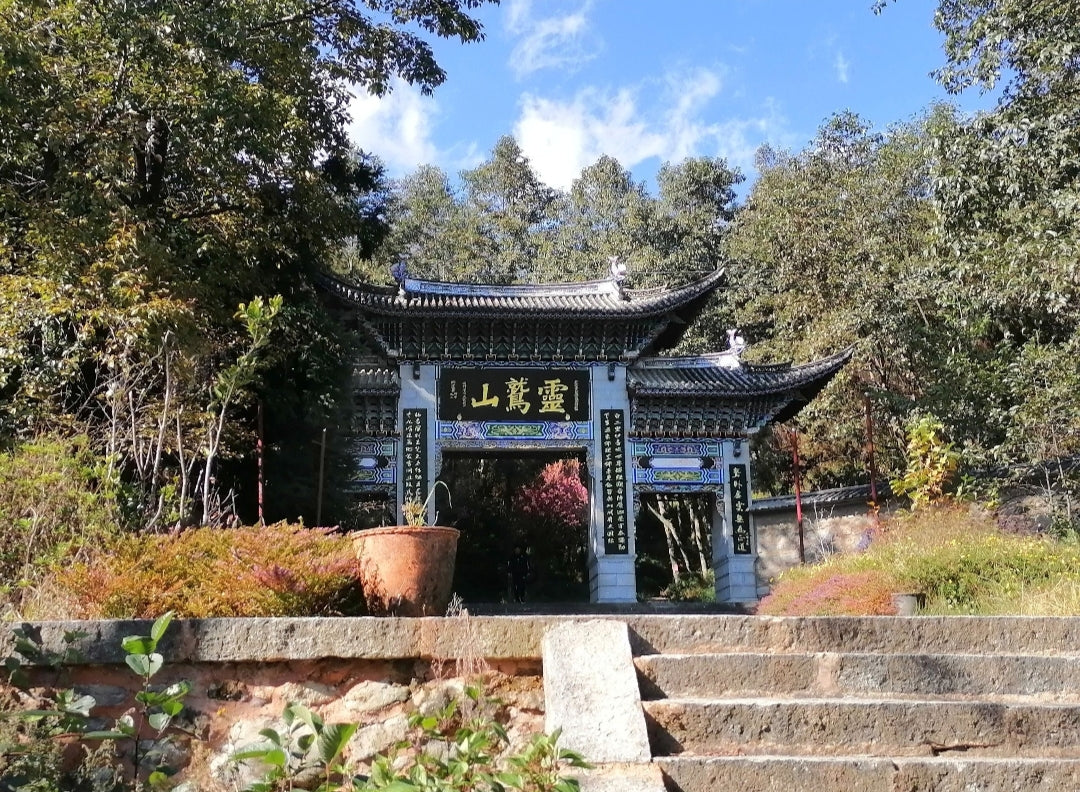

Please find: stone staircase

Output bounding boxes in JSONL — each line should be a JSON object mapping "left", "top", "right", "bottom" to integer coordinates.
{"left": 627, "top": 616, "right": 1080, "bottom": 791}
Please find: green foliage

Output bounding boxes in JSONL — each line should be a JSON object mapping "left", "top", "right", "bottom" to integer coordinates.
{"left": 1, "top": 612, "right": 193, "bottom": 791}
{"left": 199, "top": 295, "right": 282, "bottom": 525}
{"left": 891, "top": 415, "right": 961, "bottom": 507}
{"left": 660, "top": 570, "right": 716, "bottom": 604}
{"left": 722, "top": 110, "right": 942, "bottom": 490}
{"left": 0, "top": 433, "right": 119, "bottom": 615}
{"left": 759, "top": 503, "right": 1080, "bottom": 616}
{"left": 339, "top": 137, "right": 741, "bottom": 292}
{"left": 232, "top": 701, "right": 358, "bottom": 792}
{"left": 0, "top": 721, "right": 125, "bottom": 792}
{"left": 0, "top": 0, "right": 491, "bottom": 526}
{"left": 234, "top": 685, "right": 590, "bottom": 792}
{"left": 57, "top": 523, "right": 361, "bottom": 619}
{"left": 921, "top": 0, "right": 1080, "bottom": 479}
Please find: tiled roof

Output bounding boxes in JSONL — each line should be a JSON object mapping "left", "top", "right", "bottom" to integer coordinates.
{"left": 749, "top": 482, "right": 893, "bottom": 513}
{"left": 627, "top": 347, "right": 853, "bottom": 433}
{"left": 352, "top": 366, "right": 399, "bottom": 393}
{"left": 317, "top": 269, "right": 724, "bottom": 319}
{"left": 628, "top": 347, "right": 853, "bottom": 397}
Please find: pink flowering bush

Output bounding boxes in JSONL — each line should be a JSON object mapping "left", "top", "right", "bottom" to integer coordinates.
{"left": 757, "top": 568, "right": 898, "bottom": 616}
{"left": 512, "top": 459, "right": 589, "bottom": 592}
{"left": 514, "top": 458, "right": 588, "bottom": 528}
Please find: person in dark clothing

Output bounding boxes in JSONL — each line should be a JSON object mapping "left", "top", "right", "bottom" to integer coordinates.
{"left": 509, "top": 544, "right": 532, "bottom": 603}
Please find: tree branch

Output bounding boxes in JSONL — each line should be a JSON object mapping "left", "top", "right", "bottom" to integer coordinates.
{"left": 168, "top": 202, "right": 247, "bottom": 222}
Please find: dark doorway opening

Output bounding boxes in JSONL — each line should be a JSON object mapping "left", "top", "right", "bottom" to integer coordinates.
{"left": 635, "top": 492, "right": 715, "bottom": 602}
{"left": 438, "top": 449, "right": 590, "bottom": 603}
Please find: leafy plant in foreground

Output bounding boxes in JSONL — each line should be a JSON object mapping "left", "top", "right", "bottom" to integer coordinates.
{"left": 1, "top": 612, "right": 193, "bottom": 791}
{"left": 234, "top": 684, "right": 590, "bottom": 792}
{"left": 231, "top": 702, "right": 357, "bottom": 792}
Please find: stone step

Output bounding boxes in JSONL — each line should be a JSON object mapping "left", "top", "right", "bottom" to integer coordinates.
{"left": 655, "top": 755, "right": 1080, "bottom": 792}
{"left": 643, "top": 697, "right": 1080, "bottom": 757}
{"left": 624, "top": 615, "right": 1080, "bottom": 657}
{"left": 635, "top": 651, "right": 1080, "bottom": 701}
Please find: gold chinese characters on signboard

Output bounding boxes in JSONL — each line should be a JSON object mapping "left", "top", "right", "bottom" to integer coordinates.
{"left": 438, "top": 368, "right": 590, "bottom": 422}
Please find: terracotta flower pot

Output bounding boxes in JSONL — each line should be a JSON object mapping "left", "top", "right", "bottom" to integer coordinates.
{"left": 891, "top": 592, "right": 925, "bottom": 616}
{"left": 353, "top": 525, "right": 460, "bottom": 616}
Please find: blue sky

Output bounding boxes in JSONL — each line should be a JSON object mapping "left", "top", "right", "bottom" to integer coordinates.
{"left": 347, "top": 0, "right": 995, "bottom": 193}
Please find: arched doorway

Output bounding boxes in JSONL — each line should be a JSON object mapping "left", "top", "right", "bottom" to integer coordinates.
{"left": 438, "top": 449, "right": 590, "bottom": 603}
{"left": 634, "top": 491, "right": 716, "bottom": 601}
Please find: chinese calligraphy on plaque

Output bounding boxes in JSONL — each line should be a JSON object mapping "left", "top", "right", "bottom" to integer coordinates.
{"left": 438, "top": 368, "right": 590, "bottom": 422}
{"left": 402, "top": 409, "right": 428, "bottom": 506}
{"left": 601, "top": 409, "right": 628, "bottom": 554}
{"left": 728, "top": 463, "right": 751, "bottom": 554}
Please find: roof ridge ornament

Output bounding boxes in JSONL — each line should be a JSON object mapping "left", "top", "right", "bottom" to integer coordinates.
{"left": 390, "top": 261, "right": 408, "bottom": 296}
{"left": 727, "top": 328, "right": 747, "bottom": 360}
{"left": 609, "top": 256, "right": 629, "bottom": 300}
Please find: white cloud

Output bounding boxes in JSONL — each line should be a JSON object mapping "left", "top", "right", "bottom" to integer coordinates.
{"left": 346, "top": 79, "right": 485, "bottom": 176}
{"left": 834, "top": 51, "right": 850, "bottom": 84}
{"left": 347, "top": 81, "right": 439, "bottom": 172}
{"left": 513, "top": 68, "right": 788, "bottom": 190}
{"left": 504, "top": 0, "right": 597, "bottom": 78}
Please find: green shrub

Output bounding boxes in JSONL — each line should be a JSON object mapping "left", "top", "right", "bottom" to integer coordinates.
{"left": 901, "top": 524, "right": 1080, "bottom": 613}
{"left": 234, "top": 684, "right": 590, "bottom": 792}
{"left": 661, "top": 570, "right": 716, "bottom": 603}
{"left": 58, "top": 523, "right": 362, "bottom": 618}
{"left": 891, "top": 415, "right": 960, "bottom": 508}
{"left": 1, "top": 613, "right": 190, "bottom": 791}
{"left": 0, "top": 434, "right": 119, "bottom": 615}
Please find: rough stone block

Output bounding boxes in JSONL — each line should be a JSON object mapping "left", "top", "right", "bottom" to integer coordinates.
{"left": 542, "top": 620, "right": 650, "bottom": 763}
{"left": 574, "top": 762, "right": 667, "bottom": 792}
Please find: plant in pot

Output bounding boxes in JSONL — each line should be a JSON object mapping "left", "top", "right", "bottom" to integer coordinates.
{"left": 353, "top": 482, "right": 459, "bottom": 616}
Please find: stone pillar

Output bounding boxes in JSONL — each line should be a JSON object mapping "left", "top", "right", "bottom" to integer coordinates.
{"left": 396, "top": 363, "right": 439, "bottom": 524}
{"left": 714, "top": 437, "right": 759, "bottom": 603}
{"left": 588, "top": 364, "right": 636, "bottom": 603}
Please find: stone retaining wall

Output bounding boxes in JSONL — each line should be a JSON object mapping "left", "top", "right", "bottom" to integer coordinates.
{"left": 10, "top": 614, "right": 1077, "bottom": 789}
{"left": 1, "top": 616, "right": 548, "bottom": 789}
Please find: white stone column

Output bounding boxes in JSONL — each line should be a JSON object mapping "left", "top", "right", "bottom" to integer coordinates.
{"left": 588, "top": 364, "right": 637, "bottom": 603}
{"left": 396, "top": 363, "right": 439, "bottom": 524}
{"left": 714, "top": 437, "right": 759, "bottom": 603}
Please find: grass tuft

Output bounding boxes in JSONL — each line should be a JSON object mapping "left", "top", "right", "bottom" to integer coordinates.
{"left": 759, "top": 501, "right": 1080, "bottom": 616}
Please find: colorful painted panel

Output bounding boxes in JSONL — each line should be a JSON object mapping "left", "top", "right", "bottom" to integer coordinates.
{"left": 402, "top": 409, "right": 428, "bottom": 504}
{"left": 728, "top": 463, "right": 752, "bottom": 554}
{"left": 631, "top": 438, "right": 722, "bottom": 488}
{"left": 601, "top": 409, "right": 629, "bottom": 554}
{"left": 438, "top": 368, "right": 590, "bottom": 422}
{"left": 350, "top": 438, "right": 396, "bottom": 487}
{"left": 634, "top": 467, "right": 722, "bottom": 486}
{"left": 630, "top": 440, "right": 722, "bottom": 458}
{"left": 437, "top": 421, "right": 593, "bottom": 442}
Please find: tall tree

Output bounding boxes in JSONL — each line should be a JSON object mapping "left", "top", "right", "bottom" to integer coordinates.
{"left": 723, "top": 111, "right": 943, "bottom": 488}
{"left": 538, "top": 155, "right": 657, "bottom": 283}
{"left": 875, "top": 0, "right": 1080, "bottom": 495}
{"left": 925, "top": 0, "right": 1080, "bottom": 518}
{"left": 349, "top": 143, "right": 742, "bottom": 290}
{"left": 0, "top": 0, "right": 494, "bottom": 525}
{"left": 460, "top": 136, "right": 559, "bottom": 284}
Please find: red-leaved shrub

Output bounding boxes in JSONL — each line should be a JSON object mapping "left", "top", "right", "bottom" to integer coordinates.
{"left": 58, "top": 523, "right": 362, "bottom": 618}
{"left": 757, "top": 569, "right": 898, "bottom": 616}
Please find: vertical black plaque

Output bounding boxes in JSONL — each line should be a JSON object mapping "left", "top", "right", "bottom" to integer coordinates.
{"left": 402, "top": 408, "right": 428, "bottom": 508}
{"left": 728, "top": 463, "right": 751, "bottom": 554}
{"left": 601, "top": 409, "right": 628, "bottom": 554}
